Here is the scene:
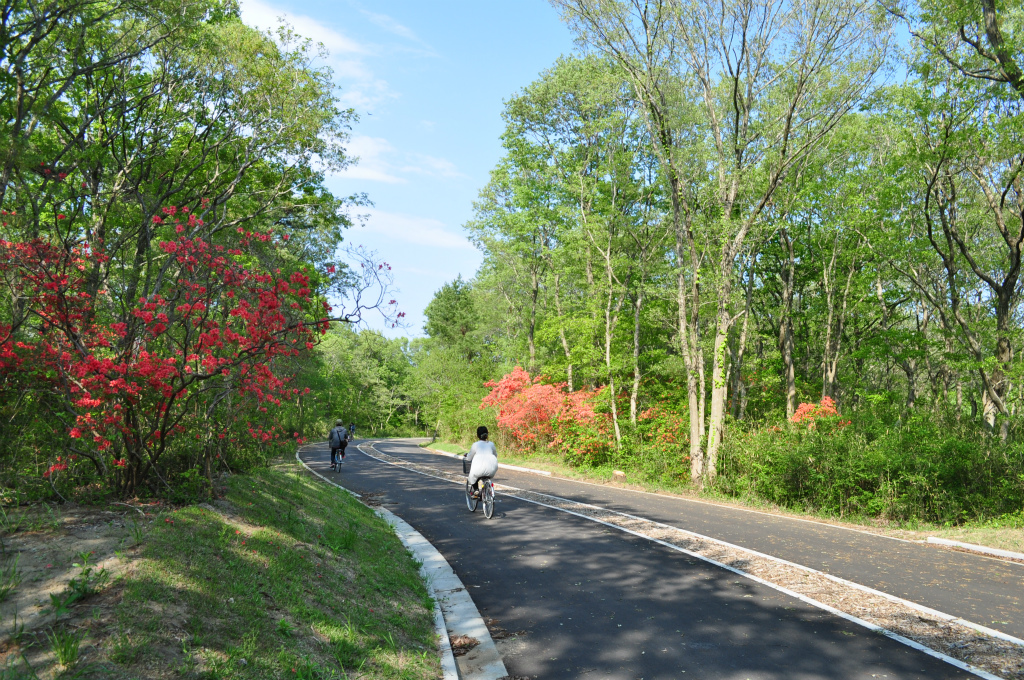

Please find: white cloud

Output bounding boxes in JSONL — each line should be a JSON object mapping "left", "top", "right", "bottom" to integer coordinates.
{"left": 341, "top": 136, "right": 405, "bottom": 183}
{"left": 401, "top": 154, "right": 464, "bottom": 178}
{"left": 360, "top": 209, "right": 474, "bottom": 251}
{"left": 339, "top": 135, "right": 464, "bottom": 184}
{"left": 238, "top": 0, "right": 395, "bottom": 111}
{"left": 360, "top": 10, "right": 421, "bottom": 43}
{"left": 240, "top": 0, "right": 365, "bottom": 54}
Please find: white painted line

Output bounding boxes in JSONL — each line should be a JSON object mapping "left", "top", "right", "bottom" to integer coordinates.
{"left": 359, "top": 440, "right": 1020, "bottom": 679}
{"left": 295, "top": 445, "right": 361, "bottom": 498}
{"left": 374, "top": 441, "right": 1024, "bottom": 646}
{"left": 497, "top": 487, "right": 1024, "bottom": 649}
{"left": 928, "top": 537, "right": 1024, "bottom": 562}
{"left": 507, "top": 495, "right": 1007, "bottom": 680}
{"left": 294, "top": 447, "right": 459, "bottom": 679}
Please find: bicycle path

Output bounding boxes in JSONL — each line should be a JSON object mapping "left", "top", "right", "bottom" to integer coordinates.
{"left": 374, "top": 439, "right": 1024, "bottom": 642}
{"left": 300, "top": 442, "right": 978, "bottom": 679}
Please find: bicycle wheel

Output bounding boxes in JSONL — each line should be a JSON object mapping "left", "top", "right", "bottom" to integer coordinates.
{"left": 482, "top": 481, "right": 494, "bottom": 519}
{"left": 465, "top": 482, "right": 479, "bottom": 512}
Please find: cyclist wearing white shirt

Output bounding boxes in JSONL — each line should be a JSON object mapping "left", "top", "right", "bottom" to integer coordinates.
{"left": 465, "top": 425, "right": 498, "bottom": 497}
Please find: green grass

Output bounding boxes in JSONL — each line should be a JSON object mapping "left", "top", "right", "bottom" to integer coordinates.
{"left": 109, "top": 460, "right": 438, "bottom": 679}
{"left": 419, "top": 441, "right": 467, "bottom": 456}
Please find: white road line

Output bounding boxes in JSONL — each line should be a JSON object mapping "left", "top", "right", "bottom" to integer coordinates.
{"left": 402, "top": 438, "right": 921, "bottom": 544}
{"left": 362, "top": 439, "right": 1018, "bottom": 680}
{"left": 420, "top": 444, "right": 553, "bottom": 476}
{"left": 927, "top": 537, "right": 1024, "bottom": 562}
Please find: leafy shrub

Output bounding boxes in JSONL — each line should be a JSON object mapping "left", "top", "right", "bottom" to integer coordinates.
{"left": 719, "top": 408, "right": 1024, "bottom": 524}
{"left": 169, "top": 469, "right": 213, "bottom": 504}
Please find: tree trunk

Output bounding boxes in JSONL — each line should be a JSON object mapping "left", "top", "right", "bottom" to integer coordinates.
{"left": 731, "top": 262, "right": 753, "bottom": 419}
{"left": 554, "top": 273, "right": 573, "bottom": 392}
{"left": 778, "top": 229, "right": 798, "bottom": 419}
{"left": 630, "top": 284, "right": 644, "bottom": 425}
{"left": 528, "top": 269, "right": 539, "bottom": 372}
{"left": 705, "top": 306, "right": 731, "bottom": 484}
{"left": 671, "top": 190, "right": 705, "bottom": 486}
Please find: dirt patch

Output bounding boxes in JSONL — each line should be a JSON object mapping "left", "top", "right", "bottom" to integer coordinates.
{"left": 360, "top": 492, "right": 385, "bottom": 507}
{"left": 449, "top": 634, "right": 479, "bottom": 657}
{"left": 0, "top": 504, "right": 148, "bottom": 642}
{"left": 0, "top": 502, "right": 163, "bottom": 678}
{"left": 484, "top": 617, "right": 525, "bottom": 641}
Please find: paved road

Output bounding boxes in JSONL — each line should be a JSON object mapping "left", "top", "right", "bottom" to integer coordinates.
{"left": 374, "top": 438, "right": 1024, "bottom": 641}
{"left": 300, "top": 441, "right": 980, "bottom": 679}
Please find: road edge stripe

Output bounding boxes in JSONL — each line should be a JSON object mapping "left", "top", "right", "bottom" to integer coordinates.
{"left": 383, "top": 440, "right": 1024, "bottom": 648}
{"left": 502, "top": 486, "right": 1024, "bottom": 649}
{"left": 420, "top": 444, "right": 553, "bottom": 476}
{"left": 362, "top": 439, "right": 1014, "bottom": 680}
{"left": 927, "top": 537, "right": 1024, "bottom": 562}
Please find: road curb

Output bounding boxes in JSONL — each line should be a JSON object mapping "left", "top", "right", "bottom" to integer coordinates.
{"left": 927, "top": 536, "right": 1024, "bottom": 563}
{"left": 294, "top": 446, "right": 460, "bottom": 679}
{"left": 357, "top": 443, "right": 508, "bottom": 680}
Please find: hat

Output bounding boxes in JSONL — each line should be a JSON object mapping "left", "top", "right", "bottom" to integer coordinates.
{"left": 336, "top": 419, "right": 344, "bottom": 425}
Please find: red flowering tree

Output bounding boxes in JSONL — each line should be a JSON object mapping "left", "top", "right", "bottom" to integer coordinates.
{"left": 481, "top": 367, "right": 606, "bottom": 458}
{"left": 0, "top": 206, "right": 396, "bottom": 496}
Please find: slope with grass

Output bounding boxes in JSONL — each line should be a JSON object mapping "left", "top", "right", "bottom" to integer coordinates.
{"left": 0, "top": 460, "right": 439, "bottom": 679}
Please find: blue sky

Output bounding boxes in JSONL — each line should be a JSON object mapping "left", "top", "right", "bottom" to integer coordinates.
{"left": 238, "top": 0, "right": 577, "bottom": 337}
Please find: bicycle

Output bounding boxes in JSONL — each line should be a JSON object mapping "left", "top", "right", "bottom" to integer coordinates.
{"left": 463, "top": 458, "right": 495, "bottom": 519}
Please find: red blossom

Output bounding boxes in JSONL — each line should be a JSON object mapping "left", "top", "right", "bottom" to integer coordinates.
{"left": 790, "top": 396, "right": 845, "bottom": 428}
{"left": 0, "top": 206, "right": 328, "bottom": 493}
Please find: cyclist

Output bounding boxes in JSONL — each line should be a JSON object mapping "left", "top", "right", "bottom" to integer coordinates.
{"left": 329, "top": 419, "right": 348, "bottom": 468}
{"left": 465, "top": 425, "right": 498, "bottom": 498}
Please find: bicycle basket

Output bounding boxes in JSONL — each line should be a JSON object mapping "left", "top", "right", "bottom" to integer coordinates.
{"left": 462, "top": 457, "right": 470, "bottom": 474}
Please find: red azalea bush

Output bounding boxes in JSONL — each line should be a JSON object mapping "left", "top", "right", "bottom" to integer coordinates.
{"left": 790, "top": 396, "right": 850, "bottom": 429}
{"left": 481, "top": 366, "right": 608, "bottom": 462}
{"left": 481, "top": 367, "right": 562, "bottom": 444}
{"left": 0, "top": 207, "right": 324, "bottom": 497}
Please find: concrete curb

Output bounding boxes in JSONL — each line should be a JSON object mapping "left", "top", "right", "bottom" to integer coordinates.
{"left": 421, "top": 444, "right": 552, "bottom": 477}
{"left": 294, "top": 446, "right": 459, "bottom": 680}
{"left": 360, "top": 443, "right": 508, "bottom": 680}
{"left": 927, "top": 537, "right": 1024, "bottom": 563}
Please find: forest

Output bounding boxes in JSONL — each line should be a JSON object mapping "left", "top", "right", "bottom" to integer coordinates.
{"left": 402, "top": 0, "right": 1024, "bottom": 526}
{"left": 2, "top": 0, "right": 1023, "bottom": 528}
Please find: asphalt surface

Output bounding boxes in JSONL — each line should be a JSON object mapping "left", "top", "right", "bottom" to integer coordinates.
{"left": 300, "top": 440, "right": 982, "bottom": 679}
{"left": 373, "top": 438, "right": 1024, "bottom": 641}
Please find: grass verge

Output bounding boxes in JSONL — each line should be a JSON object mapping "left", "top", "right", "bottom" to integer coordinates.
{"left": 0, "top": 459, "right": 439, "bottom": 679}
{"left": 419, "top": 442, "right": 466, "bottom": 456}
{"left": 422, "top": 441, "right": 1024, "bottom": 554}
{"left": 108, "top": 459, "right": 438, "bottom": 679}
